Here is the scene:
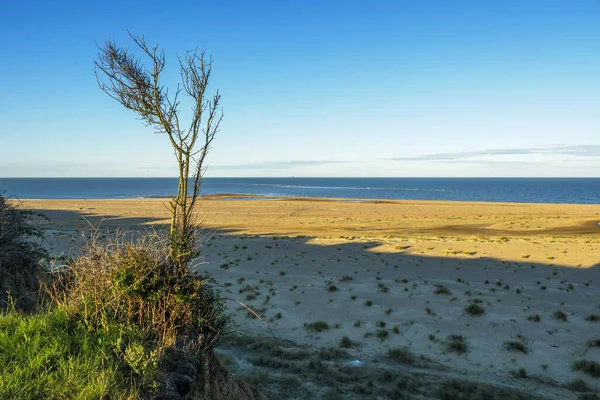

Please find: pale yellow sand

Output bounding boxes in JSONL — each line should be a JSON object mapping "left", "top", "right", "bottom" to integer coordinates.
{"left": 20, "top": 198, "right": 600, "bottom": 398}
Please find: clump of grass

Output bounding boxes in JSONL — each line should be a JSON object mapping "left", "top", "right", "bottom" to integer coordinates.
{"left": 48, "top": 230, "right": 228, "bottom": 350}
{"left": 378, "top": 283, "right": 390, "bottom": 293}
{"left": 387, "top": 347, "right": 415, "bottom": 363}
{"left": 304, "top": 321, "right": 330, "bottom": 332}
{"left": 376, "top": 329, "right": 389, "bottom": 340}
{"left": 552, "top": 310, "right": 567, "bottom": 321}
{"left": 465, "top": 304, "right": 485, "bottom": 316}
{"left": 585, "top": 314, "right": 600, "bottom": 322}
{"left": 339, "top": 275, "right": 354, "bottom": 283}
{"left": 434, "top": 284, "right": 452, "bottom": 295}
{"left": 327, "top": 284, "right": 339, "bottom": 292}
{"left": 364, "top": 300, "right": 373, "bottom": 307}
{"left": 503, "top": 341, "right": 529, "bottom": 354}
{"left": 446, "top": 335, "right": 468, "bottom": 354}
{"left": 587, "top": 339, "right": 600, "bottom": 348}
{"left": 572, "top": 360, "right": 600, "bottom": 378}
{"left": 339, "top": 336, "right": 355, "bottom": 348}
{"left": 517, "top": 368, "right": 528, "bottom": 378}
{"left": 527, "top": 314, "right": 541, "bottom": 322}
{"left": 565, "top": 378, "right": 593, "bottom": 392}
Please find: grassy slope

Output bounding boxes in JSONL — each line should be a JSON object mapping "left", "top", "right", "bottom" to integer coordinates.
{"left": 0, "top": 307, "right": 145, "bottom": 399}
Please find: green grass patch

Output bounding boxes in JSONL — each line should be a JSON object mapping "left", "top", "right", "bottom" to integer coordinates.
{"left": 304, "top": 321, "right": 330, "bottom": 332}
{"left": 0, "top": 307, "right": 148, "bottom": 399}
{"left": 446, "top": 335, "right": 468, "bottom": 354}
{"left": 503, "top": 341, "right": 529, "bottom": 354}
{"left": 572, "top": 360, "right": 600, "bottom": 378}
{"left": 387, "top": 347, "right": 415, "bottom": 364}
{"left": 552, "top": 310, "right": 567, "bottom": 321}
{"left": 585, "top": 314, "right": 600, "bottom": 322}
{"left": 465, "top": 304, "right": 485, "bottom": 316}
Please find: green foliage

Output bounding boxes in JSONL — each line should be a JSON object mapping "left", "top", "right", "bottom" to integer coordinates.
{"left": 465, "top": 304, "right": 485, "bottom": 316}
{"left": 434, "top": 284, "right": 452, "bottom": 295}
{"left": 503, "top": 341, "right": 529, "bottom": 354}
{"left": 0, "top": 307, "right": 148, "bottom": 399}
{"left": 387, "top": 347, "right": 415, "bottom": 364}
{"left": 552, "top": 310, "right": 567, "bottom": 321}
{"left": 48, "top": 230, "right": 229, "bottom": 351}
{"left": 585, "top": 314, "right": 600, "bottom": 322}
{"left": 572, "top": 360, "right": 600, "bottom": 378}
{"left": 304, "top": 321, "right": 330, "bottom": 332}
{"left": 0, "top": 194, "right": 48, "bottom": 309}
{"left": 446, "top": 335, "right": 468, "bottom": 354}
{"left": 527, "top": 314, "right": 541, "bottom": 322}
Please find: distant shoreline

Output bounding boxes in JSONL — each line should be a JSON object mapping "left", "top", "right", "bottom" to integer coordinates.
{"left": 2, "top": 177, "right": 599, "bottom": 204}
{"left": 13, "top": 193, "right": 600, "bottom": 207}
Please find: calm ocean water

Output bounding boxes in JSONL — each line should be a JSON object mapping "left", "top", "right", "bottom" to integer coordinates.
{"left": 0, "top": 178, "right": 598, "bottom": 204}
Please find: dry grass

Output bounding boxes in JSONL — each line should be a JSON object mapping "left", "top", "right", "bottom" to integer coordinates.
{"left": 46, "top": 228, "right": 228, "bottom": 351}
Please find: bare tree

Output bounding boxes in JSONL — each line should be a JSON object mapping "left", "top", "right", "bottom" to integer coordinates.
{"left": 95, "top": 31, "right": 222, "bottom": 270}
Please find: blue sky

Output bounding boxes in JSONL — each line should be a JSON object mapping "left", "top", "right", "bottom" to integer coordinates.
{"left": 1, "top": 0, "right": 598, "bottom": 177}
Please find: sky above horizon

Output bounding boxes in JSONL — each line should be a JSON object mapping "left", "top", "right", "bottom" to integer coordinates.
{"left": 1, "top": 0, "right": 599, "bottom": 178}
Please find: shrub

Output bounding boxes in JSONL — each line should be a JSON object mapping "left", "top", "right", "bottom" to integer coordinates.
{"left": 446, "top": 335, "right": 468, "bottom": 354}
{"left": 388, "top": 347, "right": 415, "bottom": 363}
{"left": 527, "top": 314, "right": 541, "bottom": 322}
{"left": 0, "top": 194, "right": 48, "bottom": 310}
{"left": 305, "top": 321, "right": 330, "bottom": 332}
{"left": 517, "top": 368, "right": 528, "bottom": 378}
{"left": 572, "top": 360, "right": 600, "bottom": 378}
{"left": 552, "top": 310, "right": 567, "bottom": 321}
{"left": 585, "top": 314, "right": 600, "bottom": 322}
{"left": 339, "top": 336, "right": 354, "bottom": 348}
{"left": 376, "top": 329, "right": 389, "bottom": 340}
{"left": 48, "top": 229, "right": 228, "bottom": 350}
{"left": 465, "top": 304, "right": 485, "bottom": 316}
{"left": 434, "top": 284, "right": 452, "bottom": 295}
{"left": 587, "top": 339, "right": 600, "bottom": 348}
{"left": 503, "top": 341, "right": 528, "bottom": 354}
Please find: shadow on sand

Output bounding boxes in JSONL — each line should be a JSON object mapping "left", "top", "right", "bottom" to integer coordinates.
{"left": 30, "top": 207, "right": 600, "bottom": 399}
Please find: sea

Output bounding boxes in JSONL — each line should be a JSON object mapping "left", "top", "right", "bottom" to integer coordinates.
{"left": 0, "top": 178, "right": 598, "bottom": 204}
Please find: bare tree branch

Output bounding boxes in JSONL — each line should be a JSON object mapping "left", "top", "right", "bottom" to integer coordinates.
{"left": 95, "top": 31, "right": 222, "bottom": 271}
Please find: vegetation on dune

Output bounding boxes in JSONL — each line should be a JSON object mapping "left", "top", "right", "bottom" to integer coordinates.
{"left": 0, "top": 306, "right": 146, "bottom": 399}
{"left": 1, "top": 30, "right": 264, "bottom": 399}
{"left": 47, "top": 230, "right": 229, "bottom": 351}
{"left": 0, "top": 194, "right": 48, "bottom": 310}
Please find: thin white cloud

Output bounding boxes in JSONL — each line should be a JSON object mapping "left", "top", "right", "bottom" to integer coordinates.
{"left": 389, "top": 145, "right": 600, "bottom": 161}
{"left": 212, "top": 160, "right": 357, "bottom": 170}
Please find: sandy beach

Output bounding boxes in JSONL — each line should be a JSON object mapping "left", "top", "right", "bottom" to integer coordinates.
{"left": 21, "top": 198, "right": 600, "bottom": 399}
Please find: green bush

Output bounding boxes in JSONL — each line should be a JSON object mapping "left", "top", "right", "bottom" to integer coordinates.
{"left": 446, "top": 335, "right": 468, "bottom": 354}
{"left": 305, "top": 321, "right": 330, "bottom": 332}
{"left": 503, "top": 341, "right": 529, "bottom": 354}
{"left": 0, "top": 194, "right": 48, "bottom": 310}
{"left": 48, "top": 230, "right": 228, "bottom": 350}
{"left": 572, "top": 360, "right": 600, "bottom": 378}
{"left": 465, "top": 304, "right": 485, "bottom": 316}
